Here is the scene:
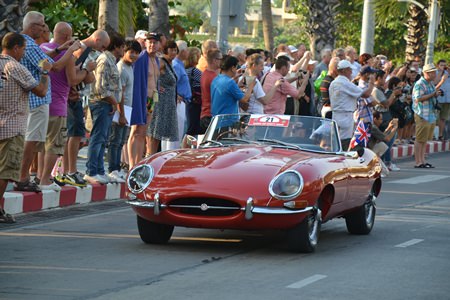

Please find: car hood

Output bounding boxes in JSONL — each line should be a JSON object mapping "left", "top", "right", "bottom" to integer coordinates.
{"left": 143, "top": 145, "right": 317, "bottom": 200}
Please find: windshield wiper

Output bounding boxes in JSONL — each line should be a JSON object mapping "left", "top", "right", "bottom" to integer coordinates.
{"left": 257, "top": 138, "right": 302, "bottom": 150}
{"left": 199, "top": 140, "right": 224, "bottom": 147}
{"left": 220, "top": 138, "right": 259, "bottom": 144}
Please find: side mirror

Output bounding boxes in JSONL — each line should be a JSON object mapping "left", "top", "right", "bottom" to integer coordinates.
{"left": 185, "top": 135, "right": 198, "bottom": 149}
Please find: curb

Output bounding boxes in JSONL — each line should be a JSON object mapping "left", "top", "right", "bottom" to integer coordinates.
{"left": 1, "top": 183, "right": 127, "bottom": 215}
{"left": 1, "top": 140, "right": 449, "bottom": 216}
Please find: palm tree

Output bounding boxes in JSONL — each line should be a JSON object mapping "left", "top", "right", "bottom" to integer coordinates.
{"left": 98, "top": 0, "right": 119, "bottom": 32}
{"left": 261, "top": 0, "right": 274, "bottom": 52}
{"left": 0, "top": 0, "right": 29, "bottom": 38}
{"left": 305, "top": 0, "right": 340, "bottom": 60}
{"left": 148, "top": 0, "right": 170, "bottom": 37}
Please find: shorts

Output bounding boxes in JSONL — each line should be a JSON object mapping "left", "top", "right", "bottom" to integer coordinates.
{"left": 25, "top": 104, "right": 49, "bottom": 143}
{"left": 67, "top": 100, "right": 86, "bottom": 137}
{"left": 45, "top": 116, "right": 67, "bottom": 155}
{"left": 438, "top": 103, "right": 450, "bottom": 120}
{"left": 0, "top": 135, "right": 25, "bottom": 182}
{"left": 414, "top": 114, "right": 435, "bottom": 143}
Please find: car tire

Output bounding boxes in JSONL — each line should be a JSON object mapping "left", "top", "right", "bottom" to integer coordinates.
{"left": 137, "top": 215, "right": 174, "bottom": 244}
{"left": 345, "top": 189, "right": 376, "bottom": 235}
{"left": 287, "top": 208, "right": 322, "bottom": 253}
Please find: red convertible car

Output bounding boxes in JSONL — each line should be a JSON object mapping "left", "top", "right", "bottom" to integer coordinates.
{"left": 127, "top": 114, "right": 382, "bottom": 253}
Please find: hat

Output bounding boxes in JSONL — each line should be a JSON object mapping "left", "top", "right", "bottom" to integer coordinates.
{"left": 360, "top": 65, "right": 377, "bottom": 75}
{"left": 135, "top": 30, "right": 148, "bottom": 39}
{"left": 288, "top": 45, "right": 298, "bottom": 53}
{"left": 308, "top": 59, "right": 318, "bottom": 65}
{"left": 423, "top": 63, "right": 437, "bottom": 73}
{"left": 276, "top": 52, "right": 292, "bottom": 61}
{"left": 146, "top": 32, "right": 160, "bottom": 41}
{"left": 337, "top": 60, "right": 352, "bottom": 70}
{"left": 409, "top": 66, "right": 419, "bottom": 72}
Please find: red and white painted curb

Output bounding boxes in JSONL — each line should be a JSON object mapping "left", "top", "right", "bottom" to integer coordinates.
{"left": 1, "top": 140, "right": 449, "bottom": 216}
{"left": 1, "top": 183, "right": 127, "bottom": 215}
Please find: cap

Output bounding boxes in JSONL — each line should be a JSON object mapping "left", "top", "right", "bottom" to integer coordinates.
{"left": 308, "top": 59, "right": 318, "bottom": 65}
{"left": 409, "top": 66, "right": 419, "bottom": 72}
{"left": 288, "top": 45, "right": 298, "bottom": 53}
{"left": 360, "top": 65, "right": 377, "bottom": 75}
{"left": 146, "top": 32, "right": 160, "bottom": 41}
{"left": 135, "top": 30, "right": 148, "bottom": 40}
{"left": 337, "top": 60, "right": 352, "bottom": 70}
{"left": 423, "top": 63, "right": 437, "bottom": 73}
{"left": 276, "top": 52, "right": 292, "bottom": 61}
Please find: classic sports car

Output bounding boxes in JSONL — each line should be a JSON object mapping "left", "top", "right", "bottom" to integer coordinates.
{"left": 127, "top": 114, "right": 382, "bottom": 253}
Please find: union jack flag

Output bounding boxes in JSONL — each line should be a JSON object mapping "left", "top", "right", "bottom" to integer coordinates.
{"left": 350, "top": 119, "right": 371, "bottom": 149}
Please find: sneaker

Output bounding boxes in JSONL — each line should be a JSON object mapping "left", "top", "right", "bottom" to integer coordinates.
{"left": 64, "top": 172, "right": 87, "bottom": 187}
{"left": 388, "top": 163, "right": 400, "bottom": 172}
{"left": 0, "top": 208, "right": 15, "bottom": 223}
{"left": 118, "top": 170, "right": 128, "bottom": 180}
{"left": 14, "top": 179, "right": 41, "bottom": 192}
{"left": 39, "top": 182, "right": 62, "bottom": 192}
{"left": 53, "top": 175, "right": 66, "bottom": 187}
{"left": 108, "top": 171, "right": 125, "bottom": 183}
{"left": 83, "top": 174, "right": 109, "bottom": 184}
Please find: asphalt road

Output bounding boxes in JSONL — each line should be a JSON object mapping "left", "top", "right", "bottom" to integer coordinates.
{"left": 1, "top": 153, "right": 449, "bottom": 300}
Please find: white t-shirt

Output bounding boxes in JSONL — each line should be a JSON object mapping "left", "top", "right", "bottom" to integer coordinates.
{"left": 329, "top": 75, "right": 363, "bottom": 112}
{"left": 247, "top": 79, "right": 266, "bottom": 114}
{"left": 117, "top": 60, "right": 134, "bottom": 106}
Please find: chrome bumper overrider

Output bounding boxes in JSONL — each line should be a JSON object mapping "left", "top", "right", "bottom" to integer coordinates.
{"left": 126, "top": 196, "right": 313, "bottom": 220}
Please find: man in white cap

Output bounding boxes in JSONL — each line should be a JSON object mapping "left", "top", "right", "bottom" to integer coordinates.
{"left": 134, "top": 30, "right": 148, "bottom": 50}
{"left": 412, "top": 63, "right": 445, "bottom": 168}
{"left": 329, "top": 60, "right": 375, "bottom": 150}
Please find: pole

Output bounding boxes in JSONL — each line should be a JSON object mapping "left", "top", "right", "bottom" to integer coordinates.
{"left": 217, "top": 0, "right": 230, "bottom": 54}
{"left": 360, "top": 0, "right": 375, "bottom": 55}
{"left": 425, "top": 0, "right": 439, "bottom": 65}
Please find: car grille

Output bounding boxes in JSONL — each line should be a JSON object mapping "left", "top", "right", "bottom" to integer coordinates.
{"left": 168, "top": 198, "right": 241, "bottom": 216}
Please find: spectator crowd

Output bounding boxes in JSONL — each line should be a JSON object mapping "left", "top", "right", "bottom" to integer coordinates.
{"left": 0, "top": 11, "right": 449, "bottom": 222}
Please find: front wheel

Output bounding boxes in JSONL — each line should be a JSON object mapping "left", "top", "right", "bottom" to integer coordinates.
{"left": 345, "top": 191, "right": 376, "bottom": 235}
{"left": 137, "top": 215, "right": 174, "bottom": 244}
{"left": 287, "top": 208, "right": 322, "bottom": 253}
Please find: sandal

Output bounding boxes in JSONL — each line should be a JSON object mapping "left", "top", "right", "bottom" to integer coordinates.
{"left": 414, "top": 164, "right": 425, "bottom": 168}
{"left": 424, "top": 163, "right": 435, "bottom": 168}
{"left": 0, "top": 209, "right": 16, "bottom": 223}
{"left": 14, "top": 179, "right": 41, "bottom": 192}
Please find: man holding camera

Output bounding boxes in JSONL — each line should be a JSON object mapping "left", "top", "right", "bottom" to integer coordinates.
{"left": 412, "top": 63, "right": 444, "bottom": 168}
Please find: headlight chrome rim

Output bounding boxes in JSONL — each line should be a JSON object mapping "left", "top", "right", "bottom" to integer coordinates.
{"left": 127, "top": 164, "right": 154, "bottom": 194}
{"left": 269, "top": 170, "right": 304, "bottom": 201}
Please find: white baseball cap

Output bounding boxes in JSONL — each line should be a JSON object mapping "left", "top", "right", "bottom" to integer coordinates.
{"left": 337, "top": 60, "right": 352, "bottom": 70}
{"left": 135, "top": 30, "right": 148, "bottom": 39}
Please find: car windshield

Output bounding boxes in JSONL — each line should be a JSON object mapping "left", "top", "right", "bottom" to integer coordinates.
{"left": 201, "top": 114, "right": 342, "bottom": 153}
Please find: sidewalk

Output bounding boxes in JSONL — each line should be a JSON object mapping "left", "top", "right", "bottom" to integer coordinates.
{"left": 1, "top": 140, "right": 449, "bottom": 216}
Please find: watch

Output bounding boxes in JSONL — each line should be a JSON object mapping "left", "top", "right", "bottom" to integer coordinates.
{"left": 41, "top": 70, "right": 49, "bottom": 75}
{"left": 55, "top": 47, "right": 61, "bottom": 54}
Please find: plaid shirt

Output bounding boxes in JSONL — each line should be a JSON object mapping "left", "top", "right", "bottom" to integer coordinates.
{"left": 90, "top": 51, "right": 121, "bottom": 103}
{"left": 0, "top": 54, "right": 39, "bottom": 140}
{"left": 20, "top": 34, "right": 54, "bottom": 110}
{"left": 412, "top": 76, "right": 437, "bottom": 123}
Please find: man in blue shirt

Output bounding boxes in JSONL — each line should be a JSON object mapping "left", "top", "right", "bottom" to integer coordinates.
{"left": 211, "top": 55, "right": 255, "bottom": 116}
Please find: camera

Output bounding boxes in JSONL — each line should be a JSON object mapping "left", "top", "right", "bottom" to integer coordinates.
{"left": 439, "top": 89, "right": 444, "bottom": 97}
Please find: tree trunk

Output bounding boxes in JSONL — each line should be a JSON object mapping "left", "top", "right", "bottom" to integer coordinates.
{"left": 306, "top": 0, "right": 339, "bottom": 60}
{"left": 261, "top": 0, "right": 274, "bottom": 52}
{"left": 405, "top": 3, "right": 427, "bottom": 62}
{"left": 0, "top": 0, "right": 29, "bottom": 37}
{"left": 98, "top": 0, "right": 119, "bottom": 32}
{"left": 148, "top": 0, "right": 170, "bottom": 37}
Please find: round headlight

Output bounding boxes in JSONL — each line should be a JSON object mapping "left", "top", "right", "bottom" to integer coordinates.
{"left": 269, "top": 170, "right": 303, "bottom": 201}
{"left": 127, "top": 164, "right": 154, "bottom": 194}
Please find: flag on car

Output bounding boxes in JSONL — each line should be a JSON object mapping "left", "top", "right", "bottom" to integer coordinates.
{"left": 350, "top": 119, "right": 371, "bottom": 149}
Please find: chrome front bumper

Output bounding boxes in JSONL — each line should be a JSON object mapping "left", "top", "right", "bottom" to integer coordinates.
{"left": 126, "top": 196, "right": 314, "bottom": 220}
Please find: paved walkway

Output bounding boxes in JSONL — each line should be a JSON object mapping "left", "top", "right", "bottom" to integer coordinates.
{"left": 1, "top": 140, "right": 449, "bottom": 216}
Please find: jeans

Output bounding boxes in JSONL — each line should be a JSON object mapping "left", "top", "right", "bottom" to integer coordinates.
{"left": 382, "top": 132, "right": 397, "bottom": 164}
{"left": 86, "top": 101, "right": 113, "bottom": 176}
{"left": 107, "top": 123, "right": 127, "bottom": 172}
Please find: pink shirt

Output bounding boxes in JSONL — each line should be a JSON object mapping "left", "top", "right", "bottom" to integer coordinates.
{"left": 262, "top": 71, "right": 300, "bottom": 114}
{"left": 40, "top": 42, "right": 70, "bottom": 116}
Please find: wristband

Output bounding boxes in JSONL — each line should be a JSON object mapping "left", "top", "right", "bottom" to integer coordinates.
{"left": 41, "top": 70, "right": 49, "bottom": 75}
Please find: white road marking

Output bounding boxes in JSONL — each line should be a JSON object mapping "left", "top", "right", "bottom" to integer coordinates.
{"left": 287, "top": 274, "right": 327, "bottom": 289}
{"left": 388, "top": 175, "right": 450, "bottom": 184}
{"left": 395, "top": 239, "right": 424, "bottom": 248}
